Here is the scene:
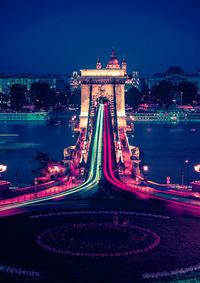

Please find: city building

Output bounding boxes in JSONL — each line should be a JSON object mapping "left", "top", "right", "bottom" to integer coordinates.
{"left": 125, "top": 71, "right": 140, "bottom": 91}
{"left": 0, "top": 74, "right": 58, "bottom": 95}
{"left": 69, "top": 71, "right": 80, "bottom": 92}
{"left": 55, "top": 75, "right": 69, "bottom": 94}
{"left": 147, "top": 67, "right": 200, "bottom": 93}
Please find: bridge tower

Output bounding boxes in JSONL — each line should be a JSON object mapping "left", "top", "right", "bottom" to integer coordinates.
{"left": 79, "top": 49, "right": 127, "bottom": 128}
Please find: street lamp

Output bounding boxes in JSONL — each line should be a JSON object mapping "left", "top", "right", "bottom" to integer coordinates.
{"left": 142, "top": 165, "right": 149, "bottom": 181}
{"left": 148, "top": 92, "right": 151, "bottom": 104}
{"left": 143, "top": 165, "right": 149, "bottom": 172}
{"left": 180, "top": 92, "right": 183, "bottom": 105}
{"left": 0, "top": 164, "right": 7, "bottom": 179}
{"left": 194, "top": 164, "right": 200, "bottom": 173}
{"left": 181, "top": 160, "right": 189, "bottom": 188}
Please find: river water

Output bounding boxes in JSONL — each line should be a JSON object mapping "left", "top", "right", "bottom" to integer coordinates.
{"left": 131, "top": 122, "right": 200, "bottom": 185}
{"left": 0, "top": 116, "right": 77, "bottom": 187}
{"left": 0, "top": 117, "right": 200, "bottom": 186}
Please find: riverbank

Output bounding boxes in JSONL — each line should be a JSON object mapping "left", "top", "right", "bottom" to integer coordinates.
{"left": 127, "top": 111, "right": 200, "bottom": 122}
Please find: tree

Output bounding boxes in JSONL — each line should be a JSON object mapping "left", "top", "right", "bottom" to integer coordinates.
{"left": 0, "top": 93, "right": 9, "bottom": 110}
{"left": 176, "top": 82, "right": 197, "bottom": 105}
{"left": 125, "top": 87, "right": 142, "bottom": 109}
{"left": 69, "top": 88, "right": 81, "bottom": 106}
{"left": 30, "top": 151, "right": 57, "bottom": 175}
{"left": 9, "top": 84, "right": 27, "bottom": 110}
{"left": 29, "top": 83, "right": 56, "bottom": 110}
{"left": 151, "top": 81, "right": 173, "bottom": 105}
{"left": 56, "top": 86, "right": 71, "bottom": 107}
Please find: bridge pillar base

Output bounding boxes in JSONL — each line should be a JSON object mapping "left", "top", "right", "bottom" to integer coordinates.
{"left": 79, "top": 116, "right": 88, "bottom": 128}
{"left": 118, "top": 116, "right": 127, "bottom": 127}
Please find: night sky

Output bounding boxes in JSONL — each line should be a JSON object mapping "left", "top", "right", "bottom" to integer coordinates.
{"left": 1, "top": 0, "right": 199, "bottom": 77}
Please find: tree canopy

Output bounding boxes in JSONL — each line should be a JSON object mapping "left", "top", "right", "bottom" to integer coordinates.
{"left": 69, "top": 89, "right": 81, "bottom": 105}
{"left": 176, "top": 82, "right": 198, "bottom": 105}
{"left": 0, "top": 93, "right": 9, "bottom": 109}
{"left": 149, "top": 81, "right": 198, "bottom": 106}
{"left": 9, "top": 84, "right": 27, "bottom": 110}
{"left": 30, "top": 151, "right": 57, "bottom": 175}
{"left": 29, "top": 83, "right": 57, "bottom": 110}
{"left": 125, "top": 87, "right": 142, "bottom": 109}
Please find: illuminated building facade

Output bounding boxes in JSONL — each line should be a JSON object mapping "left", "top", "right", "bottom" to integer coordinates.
{"left": 79, "top": 49, "right": 128, "bottom": 128}
{"left": 69, "top": 71, "right": 80, "bottom": 92}
{"left": 125, "top": 71, "right": 140, "bottom": 91}
{"left": 147, "top": 67, "right": 200, "bottom": 93}
{"left": 0, "top": 74, "right": 57, "bottom": 95}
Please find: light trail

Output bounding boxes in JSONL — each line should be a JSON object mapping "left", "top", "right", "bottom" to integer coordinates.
{"left": 0, "top": 104, "right": 104, "bottom": 214}
{"left": 2, "top": 102, "right": 200, "bottom": 216}
{"left": 103, "top": 104, "right": 200, "bottom": 211}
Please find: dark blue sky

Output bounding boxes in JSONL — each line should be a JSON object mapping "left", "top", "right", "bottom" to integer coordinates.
{"left": 0, "top": 0, "right": 199, "bottom": 77}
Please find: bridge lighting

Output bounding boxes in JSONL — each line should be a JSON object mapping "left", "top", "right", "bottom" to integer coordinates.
{"left": 0, "top": 164, "right": 7, "bottom": 178}
{"left": 48, "top": 165, "right": 64, "bottom": 175}
{"left": 0, "top": 164, "right": 7, "bottom": 173}
{"left": 194, "top": 164, "right": 200, "bottom": 173}
{"left": 143, "top": 165, "right": 149, "bottom": 172}
{"left": 117, "top": 141, "right": 120, "bottom": 149}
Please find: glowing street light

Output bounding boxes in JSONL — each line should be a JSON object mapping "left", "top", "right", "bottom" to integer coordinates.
{"left": 143, "top": 165, "right": 149, "bottom": 172}
{"left": 181, "top": 160, "right": 189, "bottom": 188}
{"left": 194, "top": 164, "right": 200, "bottom": 173}
{"left": 142, "top": 165, "right": 149, "bottom": 181}
{"left": 0, "top": 164, "right": 7, "bottom": 179}
{"left": 54, "top": 166, "right": 59, "bottom": 171}
{"left": 0, "top": 164, "right": 7, "bottom": 173}
{"left": 48, "top": 165, "right": 64, "bottom": 177}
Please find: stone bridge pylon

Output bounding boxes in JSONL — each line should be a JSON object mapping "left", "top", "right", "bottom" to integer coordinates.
{"left": 79, "top": 49, "right": 127, "bottom": 128}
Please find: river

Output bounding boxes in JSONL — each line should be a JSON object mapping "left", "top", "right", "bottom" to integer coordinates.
{"left": 0, "top": 115, "right": 77, "bottom": 187}
{"left": 0, "top": 118, "right": 200, "bottom": 186}
{"left": 131, "top": 122, "right": 200, "bottom": 185}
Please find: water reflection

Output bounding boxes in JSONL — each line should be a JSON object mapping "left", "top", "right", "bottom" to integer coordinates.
{"left": 130, "top": 122, "right": 200, "bottom": 184}
{"left": 0, "top": 116, "right": 77, "bottom": 186}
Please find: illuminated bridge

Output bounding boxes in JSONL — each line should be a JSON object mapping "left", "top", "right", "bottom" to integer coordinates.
{"left": 2, "top": 52, "right": 200, "bottom": 283}
{"left": 1, "top": 51, "right": 200, "bottom": 216}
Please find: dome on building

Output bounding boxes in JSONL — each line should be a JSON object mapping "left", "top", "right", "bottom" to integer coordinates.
{"left": 166, "top": 66, "right": 184, "bottom": 75}
{"left": 106, "top": 49, "right": 120, "bottom": 69}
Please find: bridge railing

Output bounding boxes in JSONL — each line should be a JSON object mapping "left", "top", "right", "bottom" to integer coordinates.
{"left": 0, "top": 180, "right": 82, "bottom": 207}
{"left": 106, "top": 104, "right": 117, "bottom": 169}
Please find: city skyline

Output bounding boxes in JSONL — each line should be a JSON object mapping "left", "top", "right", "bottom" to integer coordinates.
{"left": 1, "top": 0, "right": 200, "bottom": 76}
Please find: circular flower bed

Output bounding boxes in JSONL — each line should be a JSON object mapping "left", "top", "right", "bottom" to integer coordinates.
{"left": 37, "top": 223, "right": 160, "bottom": 257}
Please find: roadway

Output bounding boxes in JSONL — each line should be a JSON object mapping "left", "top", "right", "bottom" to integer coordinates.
{"left": 1, "top": 102, "right": 200, "bottom": 218}
{"left": 103, "top": 104, "right": 200, "bottom": 215}
{"left": 0, "top": 104, "right": 104, "bottom": 217}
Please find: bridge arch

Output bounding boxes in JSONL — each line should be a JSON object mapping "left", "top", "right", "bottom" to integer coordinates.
{"left": 79, "top": 51, "right": 127, "bottom": 128}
